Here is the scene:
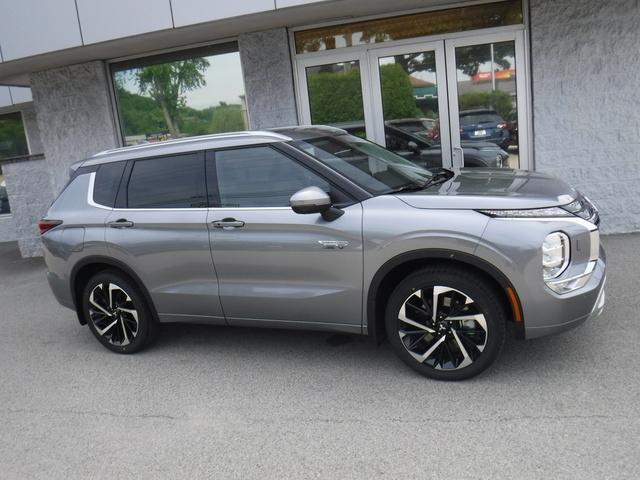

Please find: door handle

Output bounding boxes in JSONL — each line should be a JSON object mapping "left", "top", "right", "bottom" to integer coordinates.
{"left": 108, "top": 218, "right": 134, "bottom": 229}
{"left": 212, "top": 218, "right": 245, "bottom": 229}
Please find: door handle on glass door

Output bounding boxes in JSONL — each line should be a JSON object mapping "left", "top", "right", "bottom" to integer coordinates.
{"left": 212, "top": 218, "right": 245, "bottom": 229}
{"left": 107, "top": 219, "right": 134, "bottom": 228}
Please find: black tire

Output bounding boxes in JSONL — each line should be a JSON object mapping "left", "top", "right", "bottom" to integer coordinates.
{"left": 82, "top": 270, "right": 158, "bottom": 354}
{"left": 385, "top": 266, "right": 506, "bottom": 381}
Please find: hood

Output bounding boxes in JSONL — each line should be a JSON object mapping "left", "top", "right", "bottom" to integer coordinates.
{"left": 459, "top": 140, "right": 502, "bottom": 150}
{"left": 396, "top": 168, "right": 578, "bottom": 210}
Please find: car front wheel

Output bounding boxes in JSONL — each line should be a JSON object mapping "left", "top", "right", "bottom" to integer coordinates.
{"left": 385, "top": 266, "right": 506, "bottom": 381}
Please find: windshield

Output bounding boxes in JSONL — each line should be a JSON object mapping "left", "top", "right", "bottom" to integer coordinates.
{"left": 290, "top": 134, "right": 432, "bottom": 195}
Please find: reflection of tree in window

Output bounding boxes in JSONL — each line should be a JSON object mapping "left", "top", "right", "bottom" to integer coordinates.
{"left": 113, "top": 51, "right": 248, "bottom": 144}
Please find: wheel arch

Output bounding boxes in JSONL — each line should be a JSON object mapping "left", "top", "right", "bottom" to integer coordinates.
{"left": 70, "top": 256, "right": 158, "bottom": 325}
{"left": 366, "top": 249, "right": 523, "bottom": 343}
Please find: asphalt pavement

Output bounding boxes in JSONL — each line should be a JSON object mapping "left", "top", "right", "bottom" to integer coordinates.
{"left": 0, "top": 234, "right": 639, "bottom": 479}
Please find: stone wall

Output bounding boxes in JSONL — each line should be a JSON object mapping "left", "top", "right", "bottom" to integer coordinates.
{"left": 530, "top": 0, "right": 640, "bottom": 233}
{"left": 30, "top": 61, "right": 120, "bottom": 196}
{"left": 239, "top": 28, "right": 298, "bottom": 129}
{"left": 2, "top": 156, "right": 53, "bottom": 257}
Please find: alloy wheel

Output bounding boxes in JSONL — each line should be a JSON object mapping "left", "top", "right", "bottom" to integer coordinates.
{"left": 88, "top": 282, "right": 139, "bottom": 346}
{"left": 397, "top": 286, "right": 488, "bottom": 370}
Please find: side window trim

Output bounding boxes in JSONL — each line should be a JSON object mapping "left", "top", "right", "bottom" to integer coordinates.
{"left": 206, "top": 143, "right": 356, "bottom": 209}
{"left": 117, "top": 151, "right": 207, "bottom": 210}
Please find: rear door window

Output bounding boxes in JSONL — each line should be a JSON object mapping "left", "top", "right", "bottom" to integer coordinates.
{"left": 127, "top": 153, "right": 206, "bottom": 208}
{"left": 93, "top": 161, "right": 126, "bottom": 207}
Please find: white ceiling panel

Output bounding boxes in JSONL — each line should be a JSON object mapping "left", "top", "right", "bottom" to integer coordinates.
{"left": 0, "top": 86, "right": 11, "bottom": 108}
{"left": 171, "top": 0, "right": 275, "bottom": 27}
{"left": 77, "top": 0, "right": 174, "bottom": 45}
{"left": 9, "top": 86, "right": 32, "bottom": 104}
{"left": 0, "top": 0, "right": 82, "bottom": 61}
{"left": 276, "top": 0, "right": 330, "bottom": 8}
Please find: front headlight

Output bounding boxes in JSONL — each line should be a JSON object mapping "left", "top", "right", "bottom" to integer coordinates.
{"left": 542, "top": 232, "right": 570, "bottom": 280}
{"left": 561, "top": 194, "right": 599, "bottom": 225}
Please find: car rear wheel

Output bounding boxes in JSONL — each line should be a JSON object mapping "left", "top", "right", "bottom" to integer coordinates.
{"left": 385, "top": 266, "right": 506, "bottom": 380}
{"left": 82, "top": 270, "right": 157, "bottom": 354}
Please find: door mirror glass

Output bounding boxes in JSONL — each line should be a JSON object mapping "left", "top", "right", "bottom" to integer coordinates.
{"left": 407, "top": 141, "right": 420, "bottom": 153}
{"left": 290, "top": 186, "right": 331, "bottom": 214}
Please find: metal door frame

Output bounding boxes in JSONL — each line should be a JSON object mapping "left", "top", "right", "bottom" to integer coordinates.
{"left": 444, "top": 30, "right": 531, "bottom": 169}
{"left": 367, "top": 40, "right": 452, "bottom": 168}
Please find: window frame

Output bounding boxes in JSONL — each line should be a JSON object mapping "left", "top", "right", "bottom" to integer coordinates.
{"left": 205, "top": 143, "right": 359, "bottom": 210}
{"left": 108, "top": 41, "right": 244, "bottom": 147}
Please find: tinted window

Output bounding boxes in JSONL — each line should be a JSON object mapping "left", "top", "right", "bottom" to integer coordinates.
{"left": 211, "top": 147, "right": 330, "bottom": 208}
{"left": 127, "top": 153, "right": 205, "bottom": 208}
{"left": 94, "top": 162, "right": 126, "bottom": 207}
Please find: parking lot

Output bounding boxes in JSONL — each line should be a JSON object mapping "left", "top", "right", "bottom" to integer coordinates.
{"left": 1, "top": 234, "right": 639, "bottom": 479}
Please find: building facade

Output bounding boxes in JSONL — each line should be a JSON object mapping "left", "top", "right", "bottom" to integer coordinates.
{"left": 0, "top": 0, "right": 637, "bottom": 257}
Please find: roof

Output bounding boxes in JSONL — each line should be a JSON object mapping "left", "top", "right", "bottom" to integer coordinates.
{"left": 81, "top": 125, "right": 349, "bottom": 167}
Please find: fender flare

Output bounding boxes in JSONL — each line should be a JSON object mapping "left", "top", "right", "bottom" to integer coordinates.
{"left": 366, "top": 248, "right": 522, "bottom": 342}
{"left": 70, "top": 255, "right": 158, "bottom": 324}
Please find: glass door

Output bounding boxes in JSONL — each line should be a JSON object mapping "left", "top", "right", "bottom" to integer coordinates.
{"left": 368, "top": 41, "right": 451, "bottom": 169}
{"left": 296, "top": 51, "right": 375, "bottom": 140}
{"left": 445, "top": 31, "right": 530, "bottom": 169}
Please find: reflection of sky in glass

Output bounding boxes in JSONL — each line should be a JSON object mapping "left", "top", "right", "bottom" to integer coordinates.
{"left": 117, "top": 52, "right": 246, "bottom": 110}
{"left": 378, "top": 55, "right": 437, "bottom": 84}
{"left": 456, "top": 56, "right": 516, "bottom": 81}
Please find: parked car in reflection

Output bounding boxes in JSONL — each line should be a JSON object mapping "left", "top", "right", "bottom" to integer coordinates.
{"left": 459, "top": 109, "right": 511, "bottom": 150}
{"left": 337, "top": 121, "right": 509, "bottom": 169}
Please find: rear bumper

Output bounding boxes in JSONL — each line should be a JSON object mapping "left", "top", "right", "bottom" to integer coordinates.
{"left": 46, "top": 271, "right": 75, "bottom": 310}
{"left": 524, "top": 251, "right": 606, "bottom": 339}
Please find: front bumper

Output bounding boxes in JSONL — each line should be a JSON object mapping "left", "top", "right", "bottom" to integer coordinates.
{"left": 524, "top": 248, "right": 606, "bottom": 339}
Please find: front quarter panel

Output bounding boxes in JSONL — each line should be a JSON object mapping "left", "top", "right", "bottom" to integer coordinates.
{"left": 362, "top": 195, "right": 490, "bottom": 331}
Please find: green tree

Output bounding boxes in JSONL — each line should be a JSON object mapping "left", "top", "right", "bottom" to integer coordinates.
{"left": 134, "top": 58, "right": 210, "bottom": 136}
{"left": 210, "top": 102, "right": 246, "bottom": 133}
{"left": 307, "top": 68, "right": 364, "bottom": 124}
{"left": 307, "top": 64, "right": 420, "bottom": 124}
{"left": 115, "top": 86, "right": 166, "bottom": 138}
{"left": 379, "top": 63, "right": 421, "bottom": 119}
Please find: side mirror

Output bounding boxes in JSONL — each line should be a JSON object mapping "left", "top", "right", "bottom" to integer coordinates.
{"left": 407, "top": 141, "right": 420, "bottom": 154}
{"left": 290, "top": 186, "right": 344, "bottom": 221}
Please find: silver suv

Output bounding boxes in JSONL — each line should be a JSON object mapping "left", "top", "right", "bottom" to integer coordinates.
{"left": 41, "top": 126, "right": 606, "bottom": 380}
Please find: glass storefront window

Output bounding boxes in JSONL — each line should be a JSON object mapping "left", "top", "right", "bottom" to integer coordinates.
{"left": 112, "top": 43, "right": 248, "bottom": 146}
{"left": 454, "top": 40, "right": 519, "bottom": 168}
{"left": 0, "top": 111, "right": 29, "bottom": 214}
{"left": 294, "top": 1, "right": 522, "bottom": 54}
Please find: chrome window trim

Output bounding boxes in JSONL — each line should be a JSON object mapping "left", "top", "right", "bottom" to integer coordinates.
{"left": 87, "top": 172, "right": 112, "bottom": 211}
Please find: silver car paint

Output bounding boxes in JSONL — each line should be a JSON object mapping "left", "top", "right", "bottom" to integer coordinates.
{"left": 207, "top": 204, "right": 363, "bottom": 333}
{"left": 42, "top": 130, "right": 606, "bottom": 341}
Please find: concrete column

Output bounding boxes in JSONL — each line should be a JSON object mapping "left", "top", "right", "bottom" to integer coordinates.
{"left": 21, "top": 104, "right": 44, "bottom": 155}
{"left": 239, "top": 28, "right": 298, "bottom": 129}
{"left": 530, "top": 0, "right": 640, "bottom": 233}
{"left": 31, "top": 61, "right": 120, "bottom": 196}
{"left": 2, "top": 155, "right": 52, "bottom": 256}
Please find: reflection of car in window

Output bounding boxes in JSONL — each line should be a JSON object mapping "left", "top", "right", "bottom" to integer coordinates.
{"left": 336, "top": 121, "right": 509, "bottom": 169}
{"left": 459, "top": 109, "right": 511, "bottom": 150}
